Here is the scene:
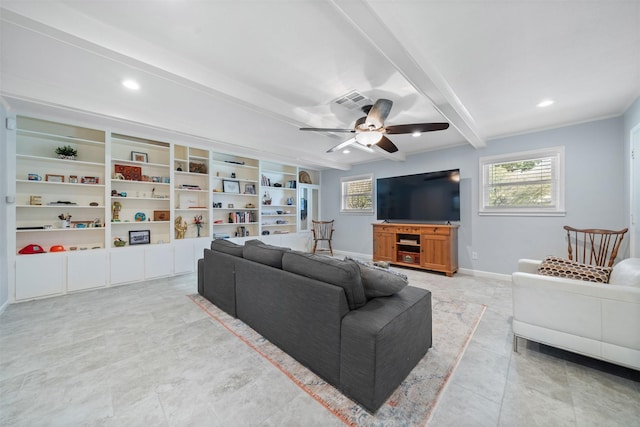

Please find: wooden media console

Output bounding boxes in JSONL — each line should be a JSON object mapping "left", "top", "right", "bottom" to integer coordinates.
{"left": 372, "top": 223, "right": 459, "bottom": 276}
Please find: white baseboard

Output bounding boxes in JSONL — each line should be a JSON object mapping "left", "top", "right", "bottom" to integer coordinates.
{"left": 0, "top": 299, "right": 9, "bottom": 315}
{"left": 458, "top": 268, "right": 511, "bottom": 282}
{"left": 333, "top": 250, "right": 511, "bottom": 281}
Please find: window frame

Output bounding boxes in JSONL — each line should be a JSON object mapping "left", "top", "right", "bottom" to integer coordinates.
{"left": 340, "top": 173, "right": 375, "bottom": 214}
{"left": 479, "top": 146, "right": 565, "bottom": 216}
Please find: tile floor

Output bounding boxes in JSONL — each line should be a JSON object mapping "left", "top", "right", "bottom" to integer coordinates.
{"left": 1, "top": 268, "right": 638, "bottom": 426}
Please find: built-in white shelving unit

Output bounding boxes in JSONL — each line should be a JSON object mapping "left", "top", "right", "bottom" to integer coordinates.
{"left": 174, "top": 144, "right": 211, "bottom": 239}
{"left": 260, "top": 161, "right": 298, "bottom": 235}
{"left": 110, "top": 133, "right": 172, "bottom": 246}
{"left": 211, "top": 153, "right": 260, "bottom": 238}
{"left": 9, "top": 114, "right": 320, "bottom": 302}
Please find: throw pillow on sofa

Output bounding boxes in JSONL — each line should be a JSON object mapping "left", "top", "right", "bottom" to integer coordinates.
{"left": 210, "top": 239, "right": 244, "bottom": 257}
{"left": 538, "top": 256, "right": 612, "bottom": 284}
{"left": 282, "top": 251, "right": 366, "bottom": 310}
{"left": 243, "top": 241, "right": 290, "bottom": 269}
{"left": 345, "top": 257, "right": 409, "bottom": 299}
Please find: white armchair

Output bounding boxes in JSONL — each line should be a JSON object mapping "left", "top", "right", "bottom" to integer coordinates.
{"left": 512, "top": 258, "right": 640, "bottom": 370}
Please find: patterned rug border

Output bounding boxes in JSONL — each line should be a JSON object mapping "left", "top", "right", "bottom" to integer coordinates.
{"left": 188, "top": 294, "right": 486, "bottom": 426}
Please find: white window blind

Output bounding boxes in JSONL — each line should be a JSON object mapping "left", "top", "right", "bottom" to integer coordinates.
{"left": 480, "top": 147, "right": 565, "bottom": 216}
{"left": 341, "top": 174, "right": 374, "bottom": 213}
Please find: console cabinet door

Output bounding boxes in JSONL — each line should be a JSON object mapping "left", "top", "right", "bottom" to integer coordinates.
{"left": 420, "top": 234, "right": 450, "bottom": 271}
{"left": 15, "top": 253, "right": 65, "bottom": 300}
{"left": 145, "top": 244, "right": 173, "bottom": 279}
{"left": 110, "top": 247, "right": 145, "bottom": 285}
{"left": 68, "top": 251, "right": 107, "bottom": 292}
{"left": 373, "top": 231, "right": 395, "bottom": 262}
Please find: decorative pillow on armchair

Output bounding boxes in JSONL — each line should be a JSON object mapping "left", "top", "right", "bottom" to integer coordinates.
{"left": 608, "top": 258, "right": 640, "bottom": 287}
{"left": 538, "top": 256, "right": 612, "bottom": 284}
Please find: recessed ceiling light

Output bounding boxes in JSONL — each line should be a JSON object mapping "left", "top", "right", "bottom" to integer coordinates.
{"left": 122, "top": 79, "right": 140, "bottom": 90}
{"left": 537, "top": 99, "right": 554, "bottom": 108}
{"left": 343, "top": 149, "right": 350, "bottom": 154}
{"left": 412, "top": 132, "right": 421, "bottom": 137}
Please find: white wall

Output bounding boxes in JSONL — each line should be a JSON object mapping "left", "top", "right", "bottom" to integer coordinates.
{"left": 624, "top": 96, "right": 640, "bottom": 255}
{"left": 321, "top": 116, "right": 627, "bottom": 275}
{"left": 0, "top": 105, "right": 9, "bottom": 310}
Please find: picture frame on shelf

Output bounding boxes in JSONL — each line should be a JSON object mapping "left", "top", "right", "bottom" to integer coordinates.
{"left": 45, "top": 174, "right": 64, "bottom": 183}
{"left": 81, "top": 176, "right": 99, "bottom": 184}
{"left": 129, "top": 229, "right": 151, "bottom": 245}
{"left": 244, "top": 183, "right": 256, "bottom": 194}
{"left": 71, "top": 221, "right": 92, "bottom": 228}
{"left": 189, "top": 162, "right": 207, "bottom": 174}
{"left": 223, "top": 179, "right": 240, "bottom": 193}
{"left": 131, "top": 151, "right": 148, "bottom": 163}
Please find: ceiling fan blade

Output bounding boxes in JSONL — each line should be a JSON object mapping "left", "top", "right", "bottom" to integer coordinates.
{"left": 365, "top": 99, "right": 393, "bottom": 129}
{"left": 327, "top": 138, "right": 357, "bottom": 153}
{"left": 376, "top": 135, "right": 398, "bottom": 153}
{"left": 352, "top": 141, "right": 376, "bottom": 153}
{"left": 384, "top": 122, "right": 449, "bottom": 134}
{"left": 300, "top": 127, "right": 355, "bottom": 133}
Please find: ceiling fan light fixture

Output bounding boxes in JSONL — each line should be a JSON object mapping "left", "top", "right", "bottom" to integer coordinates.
{"left": 355, "top": 131, "right": 383, "bottom": 146}
{"left": 343, "top": 149, "right": 350, "bottom": 154}
{"left": 412, "top": 131, "right": 421, "bottom": 137}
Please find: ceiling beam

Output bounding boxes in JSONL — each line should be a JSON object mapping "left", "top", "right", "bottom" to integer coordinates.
{"left": 330, "top": 0, "right": 486, "bottom": 149}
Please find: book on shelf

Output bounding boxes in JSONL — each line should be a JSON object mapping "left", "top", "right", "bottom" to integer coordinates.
{"left": 399, "top": 239, "right": 418, "bottom": 245}
{"left": 180, "top": 184, "right": 201, "bottom": 190}
{"left": 228, "top": 211, "right": 256, "bottom": 224}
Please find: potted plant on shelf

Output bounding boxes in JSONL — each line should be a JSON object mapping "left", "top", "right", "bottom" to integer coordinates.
{"left": 55, "top": 145, "right": 78, "bottom": 160}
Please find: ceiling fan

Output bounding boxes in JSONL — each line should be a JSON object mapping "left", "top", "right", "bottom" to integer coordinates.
{"left": 300, "top": 99, "right": 449, "bottom": 153}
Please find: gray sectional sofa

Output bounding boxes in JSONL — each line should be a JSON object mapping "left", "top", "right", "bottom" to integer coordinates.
{"left": 197, "top": 239, "right": 432, "bottom": 412}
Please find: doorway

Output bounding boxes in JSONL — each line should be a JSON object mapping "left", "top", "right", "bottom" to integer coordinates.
{"left": 631, "top": 124, "right": 640, "bottom": 257}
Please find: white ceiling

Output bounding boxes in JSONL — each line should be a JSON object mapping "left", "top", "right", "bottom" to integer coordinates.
{"left": 1, "top": 0, "right": 639, "bottom": 170}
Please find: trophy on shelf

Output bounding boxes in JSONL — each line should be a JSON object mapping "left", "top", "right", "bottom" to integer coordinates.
{"left": 112, "top": 201, "right": 122, "bottom": 221}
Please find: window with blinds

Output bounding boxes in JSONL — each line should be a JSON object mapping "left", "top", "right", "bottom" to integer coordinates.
{"left": 341, "top": 174, "right": 374, "bottom": 213}
{"left": 479, "top": 147, "right": 565, "bottom": 216}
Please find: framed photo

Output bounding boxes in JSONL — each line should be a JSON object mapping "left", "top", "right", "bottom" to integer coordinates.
{"left": 223, "top": 179, "right": 240, "bottom": 193}
{"left": 69, "top": 175, "right": 78, "bottom": 183}
{"left": 244, "top": 183, "right": 256, "bottom": 194}
{"left": 129, "top": 229, "right": 151, "bottom": 245}
{"left": 131, "top": 151, "right": 148, "bottom": 163}
{"left": 71, "top": 221, "right": 92, "bottom": 229}
{"left": 45, "top": 174, "right": 64, "bottom": 183}
{"left": 81, "top": 176, "right": 99, "bottom": 184}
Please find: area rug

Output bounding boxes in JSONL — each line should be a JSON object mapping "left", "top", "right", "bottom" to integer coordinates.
{"left": 189, "top": 293, "right": 485, "bottom": 426}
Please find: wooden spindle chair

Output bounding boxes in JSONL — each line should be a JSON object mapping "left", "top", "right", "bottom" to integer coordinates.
{"left": 563, "top": 225, "right": 628, "bottom": 268}
{"left": 312, "top": 220, "right": 335, "bottom": 256}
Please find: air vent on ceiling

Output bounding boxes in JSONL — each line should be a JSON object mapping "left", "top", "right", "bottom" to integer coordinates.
{"left": 333, "top": 90, "right": 372, "bottom": 110}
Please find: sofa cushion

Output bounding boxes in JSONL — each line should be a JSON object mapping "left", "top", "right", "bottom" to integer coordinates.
{"left": 609, "top": 258, "right": 640, "bottom": 287}
{"left": 538, "top": 256, "right": 612, "bottom": 284}
{"left": 242, "top": 241, "right": 290, "bottom": 269}
{"left": 282, "top": 251, "right": 366, "bottom": 310}
{"left": 210, "top": 239, "right": 244, "bottom": 257}
{"left": 345, "top": 257, "right": 408, "bottom": 299}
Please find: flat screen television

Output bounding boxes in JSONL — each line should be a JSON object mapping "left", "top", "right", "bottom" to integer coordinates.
{"left": 376, "top": 169, "right": 460, "bottom": 222}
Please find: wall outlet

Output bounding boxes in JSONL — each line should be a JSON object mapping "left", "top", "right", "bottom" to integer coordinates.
{"left": 472, "top": 251, "right": 479, "bottom": 260}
